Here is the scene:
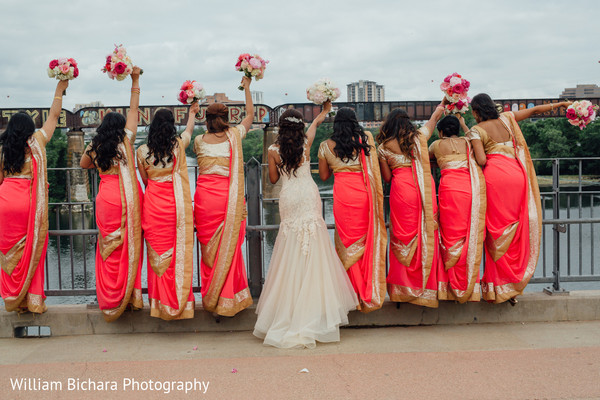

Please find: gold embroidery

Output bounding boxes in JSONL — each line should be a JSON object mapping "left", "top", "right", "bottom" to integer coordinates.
{"left": 150, "top": 298, "right": 194, "bottom": 320}
{"left": 440, "top": 238, "right": 465, "bottom": 270}
{"left": 334, "top": 232, "right": 366, "bottom": 270}
{"left": 391, "top": 235, "right": 417, "bottom": 267}
{"left": 98, "top": 228, "right": 122, "bottom": 261}
{"left": 197, "top": 157, "right": 230, "bottom": 177}
{"left": 486, "top": 221, "right": 519, "bottom": 262}
{"left": 201, "top": 222, "right": 224, "bottom": 268}
{"left": 214, "top": 287, "right": 253, "bottom": 317}
{"left": 147, "top": 243, "right": 173, "bottom": 277}
{"left": 0, "top": 236, "right": 26, "bottom": 275}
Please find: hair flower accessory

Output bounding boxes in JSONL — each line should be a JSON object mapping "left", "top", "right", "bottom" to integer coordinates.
{"left": 285, "top": 116, "right": 303, "bottom": 124}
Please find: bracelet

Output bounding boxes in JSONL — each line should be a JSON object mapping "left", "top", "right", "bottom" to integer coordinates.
{"left": 54, "top": 96, "right": 62, "bottom": 100}
{"left": 551, "top": 103, "right": 554, "bottom": 111}
{"left": 131, "top": 87, "right": 140, "bottom": 94}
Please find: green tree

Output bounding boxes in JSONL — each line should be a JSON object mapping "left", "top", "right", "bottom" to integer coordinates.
{"left": 242, "top": 129, "right": 264, "bottom": 162}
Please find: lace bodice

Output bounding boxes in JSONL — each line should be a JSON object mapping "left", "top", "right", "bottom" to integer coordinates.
{"left": 269, "top": 142, "right": 326, "bottom": 254}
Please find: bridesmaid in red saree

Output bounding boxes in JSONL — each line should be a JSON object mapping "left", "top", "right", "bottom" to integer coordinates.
{"left": 0, "top": 79, "right": 69, "bottom": 313}
{"left": 80, "top": 67, "right": 144, "bottom": 322}
{"left": 136, "top": 103, "right": 198, "bottom": 320}
{"left": 193, "top": 76, "right": 254, "bottom": 317}
{"left": 429, "top": 115, "right": 485, "bottom": 303}
{"left": 468, "top": 94, "right": 571, "bottom": 304}
{"left": 377, "top": 105, "right": 445, "bottom": 308}
{"left": 318, "top": 108, "right": 387, "bottom": 313}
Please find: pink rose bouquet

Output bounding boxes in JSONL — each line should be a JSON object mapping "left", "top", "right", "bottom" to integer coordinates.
{"left": 440, "top": 72, "right": 471, "bottom": 114}
{"left": 306, "top": 78, "right": 341, "bottom": 105}
{"left": 177, "top": 80, "right": 206, "bottom": 104}
{"left": 47, "top": 57, "right": 79, "bottom": 81}
{"left": 235, "top": 53, "right": 269, "bottom": 90}
{"left": 566, "top": 100, "right": 598, "bottom": 130}
{"left": 102, "top": 44, "right": 134, "bottom": 81}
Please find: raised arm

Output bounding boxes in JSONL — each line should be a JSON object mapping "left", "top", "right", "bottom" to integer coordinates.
{"left": 306, "top": 100, "right": 331, "bottom": 146}
{"left": 422, "top": 104, "right": 445, "bottom": 140}
{"left": 41, "top": 79, "right": 69, "bottom": 141}
{"left": 181, "top": 102, "right": 200, "bottom": 148}
{"left": 239, "top": 76, "right": 254, "bottom": 133}
{"left": 124, "top": 66, "right": 142, "bottom": 137}
{"left": 512, "top": 101, "right": 572, "bottom": 122}
{"left": 457, "top": 114, "right": 470, "bottom": 133}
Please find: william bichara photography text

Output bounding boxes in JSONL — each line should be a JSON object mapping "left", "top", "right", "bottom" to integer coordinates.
{"left": 9, "top": 377, "right": 210, "bottom": 394}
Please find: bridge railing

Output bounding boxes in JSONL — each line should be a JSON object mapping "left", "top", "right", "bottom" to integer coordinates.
{"left": 40, "top": 157, "right": 600, "bottom": 299}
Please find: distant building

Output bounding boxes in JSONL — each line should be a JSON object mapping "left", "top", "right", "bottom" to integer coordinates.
{"left": 560, "top": 84, "right": 600, "bottom": 99}
{"left": 73, "top": 101, "right": 103, "bottom": 112}
{"left": 204, "top": 93, "right": 243, "bottom": 104}
{"left": 347, "top": 80, "right": 385, "bottom": 102}
{"left": 251, "top": 91, "right": 264, "bottom": 104}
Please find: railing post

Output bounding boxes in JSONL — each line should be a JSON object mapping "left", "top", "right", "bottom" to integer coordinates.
{"left": 66, "top": 129, "right": 90, "bottom": 202}
{"left": 545, "top": 158, "right": 568, "bottom": 295}
{"left": 246, "top": 158, "right": 263, "bottom": 298}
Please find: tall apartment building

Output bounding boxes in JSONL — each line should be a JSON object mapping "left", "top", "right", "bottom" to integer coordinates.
{"left": 347, "top": 80, "right": 385, "bottom": 102}
{"left": 251, "top": 91, "right": 264, "bottom": 104}
{"left": 559, "top": 84, "right": 600, "bottom": 99}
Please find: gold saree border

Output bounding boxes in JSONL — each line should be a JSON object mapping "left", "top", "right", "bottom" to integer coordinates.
{"left": 202, "top": 127, "right": 253, "bottom": 316}
{"left": 0, "top": 235, "right": 26, "bottom": 275}
{"left": 101, "top": 137, "right": 142, "bottom": 322}
{"left": 482, "top": 113, "right": 542, "bottom": 304}
{"left": 4, "top": 131, "right": 48, "bottom": 313}
{"left": 445, "top": 139, "right": 486, "bottom": 303}
{"left": 150, "top": 298, "right": 195, "bottom": 320}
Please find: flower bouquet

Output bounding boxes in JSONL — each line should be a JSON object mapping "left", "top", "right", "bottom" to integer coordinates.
{"left": 306, "top": 78, "right": 341, "bottom": 105}
{"left": 440, "top": 72, "right": 471, "bottom": 114}
{"left": 235, "top": 53, "right": 268, "bottom": 90}
{"left": 566, "top": 100, "right": 598, "bottom": 130}
{"left": 177, "top": 80, "right": 206, "bottom": 104}
{"left": 102, "top": 44, "right": 141, "bottom": 81}
{"left": 48, "top": 58, "right": 79, "bottom": 95}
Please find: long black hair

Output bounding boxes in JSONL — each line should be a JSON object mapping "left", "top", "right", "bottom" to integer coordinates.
{"left": 471, "top": 93, "right": 500, "bottom": 121}
{"left": 331, "top": 107, "right": 370, "bottom": 162}
{"left": 147, "top": 109, "right": 177, "bottom": 167}
{"left": 376, "top": 108, "right": 418, "bottom": 158}
{"left": 86, "top": 112, "right": 127, "bottom": 171}
{"left": 0, "top": 112, "right": 36, "bottom": 175}
{"left": 276, "top": 109, "right": 306, "bottom": 176}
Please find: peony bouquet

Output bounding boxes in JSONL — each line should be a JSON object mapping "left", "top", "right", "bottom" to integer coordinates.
{"left": 440, "top": 72, "right": 471, "bottom": 114}
{"left": 47, "top": 58, "right": 79, "bottom": 81}
{"left": 235, "top": 53, "right": 269, "bottom": 90}
{"left": 102, "top": 44, "right": 134, "bottom": 81}
{"left": 566, "top": 100, "right": 598, "bottom": 130}
{"left": 177, "top": 80, "right": 206, "bottom": 104}
{"left": 306, "top": 78, "right": 341, "bottom": 105}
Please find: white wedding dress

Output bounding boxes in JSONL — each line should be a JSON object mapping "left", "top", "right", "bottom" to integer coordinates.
{"left": 253, "top": 143, "right": 358, "bottom": 349}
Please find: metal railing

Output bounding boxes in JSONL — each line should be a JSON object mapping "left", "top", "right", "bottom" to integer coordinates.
{"left": 40, "top": 157, "right": 600, "bottom": 299}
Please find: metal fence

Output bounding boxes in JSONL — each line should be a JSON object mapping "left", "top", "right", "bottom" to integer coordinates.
{"left": 42, "top": 157, "right": 600, "bottom": 299}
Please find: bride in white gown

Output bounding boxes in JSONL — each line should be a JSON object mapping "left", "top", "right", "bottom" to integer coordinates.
{"left": 253, "top": 101, "right": 358, "bottom": 349}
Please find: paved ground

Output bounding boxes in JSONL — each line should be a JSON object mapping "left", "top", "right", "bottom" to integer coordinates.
{"left": 1, "top": 321, "right": 599, "bottom": 399}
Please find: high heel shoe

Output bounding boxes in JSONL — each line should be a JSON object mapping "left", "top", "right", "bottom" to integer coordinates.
{"left": 508, "top": 297, "right": 518, "bottom": 306}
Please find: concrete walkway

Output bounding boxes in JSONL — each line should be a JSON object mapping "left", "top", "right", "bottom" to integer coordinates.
{"left": 1, "top": 321, "right": 599, "bottom": 399}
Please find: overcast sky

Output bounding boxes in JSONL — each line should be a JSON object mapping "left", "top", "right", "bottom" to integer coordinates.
{"left": 0, "top": 0, "right": 598, "bottom": 110}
